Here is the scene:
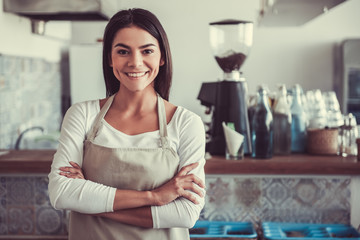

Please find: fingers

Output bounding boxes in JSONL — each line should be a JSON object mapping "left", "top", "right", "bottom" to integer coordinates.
{"left": 59, "top": 162, "right": 84, "bottom": 179}
{"left": 182, "top": 191, "right": 199, "bottom": 204}
{"left": 179, "top": 173, "right": 205, "bottom": 189}
{"left": 69, "top": 161, "right": 81, "bottom": 169}
{"left": 176, "top": 163, "right": 206, "bottom": 203}
{"left": 179, "top": 183, "right": 205, "bottom": 205}
{"left": 191, "top": 175, "right": 205, "bottom": 188}
{"left": 178, "top": 162, "right": 199, "bottom": 176}
{"left": 59, "top": 166, "right": 80, "bottom": 174}
{"left": 184, "top": 182, "right": 204, "bottom": 198}
{"left": 59, "top": 171, "right": 84, "bottom": 179}
{"left": 176, "top": 174, "right": 205, "bottom": 204}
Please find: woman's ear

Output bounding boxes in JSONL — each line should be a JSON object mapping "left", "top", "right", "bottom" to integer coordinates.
{"left": 160, "top": 58, "right": 165, "bottom": 66}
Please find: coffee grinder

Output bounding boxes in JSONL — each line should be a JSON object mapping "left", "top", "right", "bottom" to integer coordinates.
{"left": 198, "top": 20, "right": 253, "bottom": 155}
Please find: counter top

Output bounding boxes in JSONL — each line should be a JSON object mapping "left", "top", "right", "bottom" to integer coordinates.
{"left": 0, "top": 150, "right": 55, "bottom": 174}
{"left": 206, "top": 154, "right": 360, "bottom": 175}
{"left": 0, "top": 150, "right": 360, "bottom": 175}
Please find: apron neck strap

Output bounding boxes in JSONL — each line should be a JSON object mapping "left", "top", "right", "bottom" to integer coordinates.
{"left": 88, "top": 95, "right": 115, "bottom": 141}
{"left": 88, "top": 93, "right": 169, "bottom": 148}
{"left": 157, "top": 94, "right": 169, "bottom": 148}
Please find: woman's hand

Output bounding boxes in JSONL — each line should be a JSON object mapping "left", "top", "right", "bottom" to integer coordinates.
{"left": 59, "top": 161, "right": 85, "bottom": 179}
{"left": 151, "top": 162, "right": 205, "bottom": 206}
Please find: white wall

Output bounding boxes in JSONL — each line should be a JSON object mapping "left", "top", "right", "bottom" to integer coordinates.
{"left": 0, "top": 0, "right": 69, "bottom": 62}
{"left": 71, "top": 0, "right": 360, "bottom": 119}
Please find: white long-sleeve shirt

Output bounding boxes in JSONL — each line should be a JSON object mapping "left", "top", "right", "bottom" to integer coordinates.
{"left": 48, "top": 99, "right": 206, "bottom": 228}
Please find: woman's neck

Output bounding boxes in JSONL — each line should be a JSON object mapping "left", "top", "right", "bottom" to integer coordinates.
{"left": 113, "top": 87, "right": 158, "bottom": 115}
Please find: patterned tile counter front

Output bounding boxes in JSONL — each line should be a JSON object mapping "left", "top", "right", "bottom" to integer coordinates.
{"left": 201, "top": 175, "right": 352, "bottom": 227}
{"left": 0, "top": 174, "right": 67, "bottom": 238}
{"left": 0, "top": 174, "right": 356, "bottom": 239}
{"left": 0, "top": 152, "right": 359, "bottom": 239}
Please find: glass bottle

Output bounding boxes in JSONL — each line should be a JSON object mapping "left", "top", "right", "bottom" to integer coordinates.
{"left": 273, "top": 84, "right": 292, "bottom": 155}
{"left": 251, "top": 85, "right": 273, "bottom": 158}
{"left": 290, "top": 84, "right": 307, "bottom": 153}
{"left": 339, "top": 113, "right": 358, "bottom": 157}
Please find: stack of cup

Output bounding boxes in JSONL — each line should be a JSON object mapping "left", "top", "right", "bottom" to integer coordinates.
{"left": 323, "top": 91, "right": 343, "bottom": 128}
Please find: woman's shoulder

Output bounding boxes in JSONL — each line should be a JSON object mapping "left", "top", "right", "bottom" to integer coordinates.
{"left": 171, "top": 105, "right": 204, "bottom": 131}
{"left": 65, "top": 99, "right": 101, "bottom": 119}
{"left": 175, "top": 106, "right": 200, "bottom": 119}
{"left": 61, "top": 99, "right": 102, "bottom": 133}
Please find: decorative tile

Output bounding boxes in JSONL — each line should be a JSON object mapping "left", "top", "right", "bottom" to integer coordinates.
{"left": 35, "top": 206, "right": 63, "bottom": 235}
{"left": 321, "top": 208, "right": 350, "bottom": 224}
{"left": 281, "top": 208, "right": 320, "bottom": 223}
{"left": 7, "top": 206, "right": 35, "bottom": 234}
{"left": 6, "top": 177, "right": 34, "bottom": 205}
{"left": 0, "top": 54, "right": 61, "bottom": 149}
{"left": 3, "top": 55, "right": 17, "bottom": 76}
{"left": 0, "top": 177, "right": 6, "bottom": 207}
{"left": 34, "top": 177, "right": 49, "bottom": 206}
{"left": 206, "top": 177, "right": 232, "bottom": 207}
{"left": 232, "top": 206, "right": 262, "bottom": 224}
{"left": 294, "top": 179, "right": 322, "bottom": 207}
{"left": 202, "top": 208, "right": 235, "bottom": 222}
{"left": 0, "top": 208, "right": 6, "bottom": 234}
{"left": 262, "top": 178, "right": 294, "bottom": 208}
{"left": 0, "top": 54, "right": 3, "bottom": 75}
{"left": 0, "top": 174, "right": 353, "bottom": 237}
{"left": 234, "top": 178, "right": 261, "bottom": 209}
{"left": 0, "top": 175, "right": 68, "bottom": 237}
{"left": 201, "top": 176, "right": 351, "bottom": 225}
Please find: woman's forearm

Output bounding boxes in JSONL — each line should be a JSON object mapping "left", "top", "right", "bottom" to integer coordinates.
{"left": 112, "top": 189, "right": 155, "bottom": 210}
{"left": 112, "top": 162, "right": 204, "bottom": 211}
{"left": 95, "top": 206, "right": 153, "bottom": 228}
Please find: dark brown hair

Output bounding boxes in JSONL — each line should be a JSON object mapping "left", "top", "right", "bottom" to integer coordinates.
{"left": 102, "top": 8, "right": 173, "bottom": 100}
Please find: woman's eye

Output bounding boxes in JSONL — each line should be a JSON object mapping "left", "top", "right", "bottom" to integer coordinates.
{"left": 143, "top": 49, "right": 154, "bottom": 54}
{"left": 117, "top": 49, "right": 129, "bottom": 55}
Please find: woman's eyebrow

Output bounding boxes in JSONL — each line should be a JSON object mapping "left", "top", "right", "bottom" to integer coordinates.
{"left": 139, "top": 43, "right": 157, "bottom": 49}
{"left": 114, "top": 43, "right": 130, "bottom": 49}
{"left": 114, "top": 43, "right": 157, "bottom": 49}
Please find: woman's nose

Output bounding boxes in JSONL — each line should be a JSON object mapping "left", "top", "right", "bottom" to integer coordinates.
{"left": 128, "top": 52, "right": 143, "bottom": 67}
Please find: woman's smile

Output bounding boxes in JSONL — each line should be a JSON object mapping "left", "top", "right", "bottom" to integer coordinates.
{"left": 126, "top": 71, "right": 149, "bottom": 78}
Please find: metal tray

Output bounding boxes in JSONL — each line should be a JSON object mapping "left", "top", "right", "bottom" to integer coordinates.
{"left": 262, "top": 222, "right": 360, "bottom": 240}
{"left": 189, "top": 221, "right": 257, "bottom": 239}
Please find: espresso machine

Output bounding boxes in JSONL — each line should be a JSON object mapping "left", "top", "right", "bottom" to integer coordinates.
{"left": 198, "top": 19, "right": 253, "bottom": 155}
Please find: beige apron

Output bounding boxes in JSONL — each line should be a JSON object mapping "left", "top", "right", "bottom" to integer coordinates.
{"left": 68, "top": 94, "right": 190, "bottom": 240}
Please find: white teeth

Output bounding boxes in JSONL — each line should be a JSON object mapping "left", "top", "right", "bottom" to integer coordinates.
{"left": 127, "top": 72, "right": 146, "bottom": 77}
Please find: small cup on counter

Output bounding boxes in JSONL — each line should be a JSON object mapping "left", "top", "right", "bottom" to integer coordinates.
{"left": 226, "top": 141, "right": 244, "bottom": 160}
{"left": 223, "top": 122, "right": 244, "bottom": 160}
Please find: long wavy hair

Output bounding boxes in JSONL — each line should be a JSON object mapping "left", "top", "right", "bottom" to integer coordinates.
{"left": 102, "top": 8, "right": 173, "bottom": 100}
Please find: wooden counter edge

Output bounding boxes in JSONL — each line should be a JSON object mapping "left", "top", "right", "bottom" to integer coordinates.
{"left": 204, "top": 154, "right": 360, "bottom": 175}
{"left": 1, "top": 150, "right": 360, "bottom": 175}
{"left": 0, "top": 150, "right": 55, "bottom": 174}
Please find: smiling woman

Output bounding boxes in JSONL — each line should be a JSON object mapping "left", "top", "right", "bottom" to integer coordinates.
{"left": 47, "top": 8, "right": 206, "bottom": 240}
{"left": 102, "top": 8, "right": 173, "bottom": 101}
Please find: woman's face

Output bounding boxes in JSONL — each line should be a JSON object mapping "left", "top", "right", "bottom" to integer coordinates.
{"left": 110, "top": 25, "right": 164, "bottom": 94}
